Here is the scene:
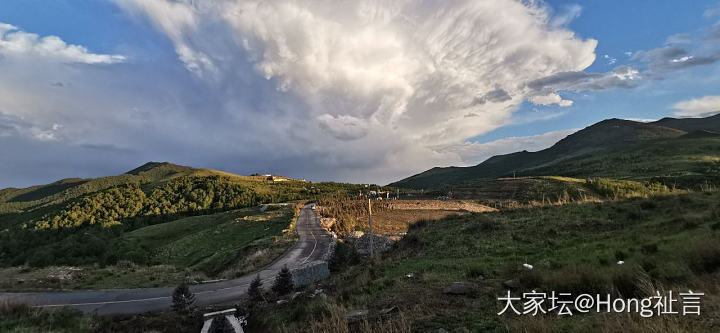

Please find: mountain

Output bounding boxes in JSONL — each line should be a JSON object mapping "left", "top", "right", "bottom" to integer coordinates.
{"left": 390, "top": 115, "right": 720, "bottom": 189}
{"left": 0, "top": 162, "right": 363, "bottom": 268}
{"left": 651, "top": 113, "right": 720, "bottom": 133}
{"left": 0, "top": 162, "right": 204, "bottom": 213}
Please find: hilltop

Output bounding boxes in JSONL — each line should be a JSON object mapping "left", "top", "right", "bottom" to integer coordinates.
{"left": 0, "top": 162, "right": 364, "bottom": 271}
{"left": 390, "top": 114, "right": 720, "bottom": 189}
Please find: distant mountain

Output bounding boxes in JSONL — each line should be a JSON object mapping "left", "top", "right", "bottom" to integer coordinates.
{"left": 651, "top": 114, "right": 720, "bottom": 133}
{"left": 0, "top": 162, "right": 208, "bottom": 211}
{"left": 390, "top": 114, "right": 720, "bottom": 189}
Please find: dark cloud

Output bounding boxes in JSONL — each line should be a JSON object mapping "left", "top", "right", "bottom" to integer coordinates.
{"left": 633, "top": 46, "right": 719, "bottom": 72}
{"left": 473, "top": 89, "right": 512, "bottom": 105}
{"left": 527, "top": 66, "right": 640, "bottom": 93}
{"left": 708, "top": 23, "right": 720, "bottom": 40}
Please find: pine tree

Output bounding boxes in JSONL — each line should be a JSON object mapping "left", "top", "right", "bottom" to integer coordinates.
{"left": 272, "top": 265, "right": 294, "bottom": 295}
{"left": 171, "top": 283, "right": 196, "bottom": 315}
{"left": 247, "top": 274, "right": 263, "bottom": 302}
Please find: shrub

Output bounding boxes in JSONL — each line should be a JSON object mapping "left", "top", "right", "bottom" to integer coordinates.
{"left": 171, "top": 283, "right": 196, "bottom": 315}
{"left": 639, "top": 200, "right": 657, "bottom": 210}
{"left": 585, "top": 178, "right": 669, "bottom": 199}
{"left": 247, "top": 275, "right": 263, "bottom": 303}
{"left": 640, "top": 243, "right": 658, "bottom": 254}
{"left": 465, "top": 266, "right": 485, "bottom": 279}
{"left": 542, "top": 265, "right": 611, "bottom": 296}
{"left": 272, "top": 265, "right": 294, "bottom": 295}
{"left": 612, "top": 266, "right": 651, "bottom": 298}
{"left": 685, "top": 238, "right": 720, "bottom": 274}
{"left": 614, "top": 250, "right": 627, "bottom": 261}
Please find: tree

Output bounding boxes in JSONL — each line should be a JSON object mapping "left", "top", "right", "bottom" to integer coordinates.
{"left": 247, "top": 274, "right": 263, "bottom": 302}
{"left": 171, "top": 283, "right": 196, "bottom": 315}
{"left": 272, "top": 265, "right": 294, "bottom": 296}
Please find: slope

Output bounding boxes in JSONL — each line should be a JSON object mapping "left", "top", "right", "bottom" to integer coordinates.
{"left": 391, "top": 115, "right": 720, "bottom": 189}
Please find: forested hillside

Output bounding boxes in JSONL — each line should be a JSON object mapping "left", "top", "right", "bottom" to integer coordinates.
{"left": 391, "top": 115, "right": 720, "bottom": 189}
{"left": 0, "top": 162, "right": 364, "bottom": 269}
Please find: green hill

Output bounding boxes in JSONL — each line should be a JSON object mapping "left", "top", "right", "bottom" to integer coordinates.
{"left": 0, "top": 162, "right": 363, "bottom": 269}
{"left": 391, "top": 115, "right": 720, "bottom": 189}
{"left": 651, "top": 113, "right": 720, "bottom": 133}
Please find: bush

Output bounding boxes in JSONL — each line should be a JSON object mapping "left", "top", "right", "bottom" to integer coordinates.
{"left": 685, "top": 238, "right": 720, "bottom": 274}
{"left": 614, "top": 250, "right": 627, "bottom": 261}
{"left": 272, "top": 265, "right": 294, "bottom": 295}
{"left": 640, "top": 243, "right": 658, "bottom": 254}
{"left": 247, "top": 275, "right": 263, "bottom": 302}
{"left": 542, "top": 265, "right": 611, "bottom": 296}
{"left": 171, "top": 283, "right": 196, "bottom": 316}
{"left": 612, "top": 266, "right": 651, "bottom": 298}
{"left": 585, "top": 178, "right": 669, "bottom": 199}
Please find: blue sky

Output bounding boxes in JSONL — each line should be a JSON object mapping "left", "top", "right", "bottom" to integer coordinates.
{"left": 1, "top": 0, "right": 719, "bottom": 187}
{"left": 474, "top": 0, "right": 720, "bottom": 142}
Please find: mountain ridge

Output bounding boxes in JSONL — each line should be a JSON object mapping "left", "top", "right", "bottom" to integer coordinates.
{"left": 390, "top": 114, "right": 720, "bottom": 189}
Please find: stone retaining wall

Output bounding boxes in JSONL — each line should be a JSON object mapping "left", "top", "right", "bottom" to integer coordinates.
{"left": 291, "top": 260, "right": 331, "bottom": 288}
{"left": 291, "top": 235, "right": 337, "bottom": 287}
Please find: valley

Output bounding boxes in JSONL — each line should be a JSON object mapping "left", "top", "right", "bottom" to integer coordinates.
{"left": 1, "top": 114, "right": 720, "bottom": 332}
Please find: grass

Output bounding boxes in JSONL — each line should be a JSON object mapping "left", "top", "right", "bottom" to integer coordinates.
{"left": 0, "top": 304, "right": 97, "bottom": 333}
{"left": 0, "top": 303, "right": 204, "bottom": 333}
{"left": 525, "top": 137, "right": 720, "bottom": 187}
{"left": 257, "top": 190, "right": 720, "bottom": 332}
{"left": 392, "top": 134, "right": 720, "bottom": 191}
{"left": 0, "top": 204, "right": 299, "bottom": 290}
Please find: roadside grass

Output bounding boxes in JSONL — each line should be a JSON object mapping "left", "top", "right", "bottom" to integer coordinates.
{"left": 0, "top": 303, "right": 204, "bottom": 333}
{"left": 0, "top": 303, "right": 97, "bottom": 333}
{"left": 0, "top": 204, "right": 300, "bottom": 290}
{"left": 258, "top": 190, "right": 720, "bottom": 332}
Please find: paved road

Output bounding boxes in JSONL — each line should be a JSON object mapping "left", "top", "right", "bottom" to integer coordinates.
{"left": 0, "top": 204, "right": 333, "bottom": 315}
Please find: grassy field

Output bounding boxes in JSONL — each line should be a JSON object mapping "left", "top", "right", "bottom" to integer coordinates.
{"left": 391, "top": 121, "right": 720, "bottom": 191}
{"left": 0, "top": 204, "right": 299, "bottom": 290}
{"left": 256, "top": 190, "right": 720, "bottom": 332}
{"left": 524, "top": 137, "right": 720, "bottom": 186}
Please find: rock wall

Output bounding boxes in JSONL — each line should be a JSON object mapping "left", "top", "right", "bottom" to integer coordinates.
{"left": 291, "top": 260, "right": 331, "bottom": 288}
{"left": 291, "top": 234, "right": 337, "bottom": 287}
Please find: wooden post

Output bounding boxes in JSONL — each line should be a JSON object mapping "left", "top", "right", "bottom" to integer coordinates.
{"left": 368, "top": 198, "right": 374, "bottom": 258}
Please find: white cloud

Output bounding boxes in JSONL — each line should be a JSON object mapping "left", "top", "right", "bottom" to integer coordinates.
{"left": 666, "top": 33, "right": 692, "bottom": 45}
{"left": 0, "top": 22, "right": 125, "bottom": 64}
{"left": 704, "top": 8, "right": 720, "bottom": 18}
{"left": 529, "top": 93, "right": 573, "bottom": 107}
{"left": 603, "top": 54, "right": 617, "bottom": 65}
{"left": 548, "top": 4, "right": 583, "bottom": 29}
{"left": 626, "top": 118, "right": 658, "bottom": 123}
{"left": 673, "top": 95, "right": 720, "bottom": 117}
{"left": 112, "top": 0, "right": 597, "bottom": 183}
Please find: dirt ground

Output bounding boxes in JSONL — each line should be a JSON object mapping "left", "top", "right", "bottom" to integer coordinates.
{"left": 316, "top": 199, "right": 496, "bottom": 235}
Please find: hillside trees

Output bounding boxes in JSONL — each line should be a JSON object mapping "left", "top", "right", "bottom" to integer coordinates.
{"left": 32, "top": 176, "right": 301, "bottom": 231}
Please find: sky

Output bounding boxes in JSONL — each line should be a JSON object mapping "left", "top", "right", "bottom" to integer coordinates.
{"left": 1, "top": 0, "right": 720, "bottom": 188}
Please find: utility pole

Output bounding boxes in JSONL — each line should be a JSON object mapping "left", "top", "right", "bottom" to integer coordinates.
{"left": 368, "top": 198, "right": 374, "bottom": 258}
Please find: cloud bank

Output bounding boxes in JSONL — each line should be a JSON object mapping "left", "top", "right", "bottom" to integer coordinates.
{"left": 673, "top": 96, "right": 720, "bottom": 117}
{"left": 112, "top": 0, "right": 597, "bottom": 182}
{"left": 7, "top": 1, "right": 718, "bottom": 187}
{"left": 0, "top": 23, "right": 125, "bottom": 64}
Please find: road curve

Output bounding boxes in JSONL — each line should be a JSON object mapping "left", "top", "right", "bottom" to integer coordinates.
{"left": 0, "top": 204, "right": 333, "bottom": 315}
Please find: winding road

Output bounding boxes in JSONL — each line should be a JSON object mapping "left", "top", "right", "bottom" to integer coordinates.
{"left": 0, "top": 204, "right": 333, "bottom": 315}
